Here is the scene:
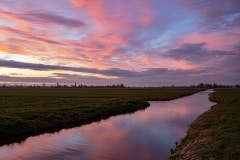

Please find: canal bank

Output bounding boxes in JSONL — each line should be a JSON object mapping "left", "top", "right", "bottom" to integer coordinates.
{"left": 0, "top": 89, "right": 213, "bottom": 160}
{"left": 0, "top": 88, "right": 202, "bottom": 145}
{"left": 169, "top": 89, "right": 240, "bottom": 160}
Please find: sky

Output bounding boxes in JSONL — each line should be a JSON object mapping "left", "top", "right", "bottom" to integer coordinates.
{"left": 0, "top": 0, "right": 239, "bottom": 86}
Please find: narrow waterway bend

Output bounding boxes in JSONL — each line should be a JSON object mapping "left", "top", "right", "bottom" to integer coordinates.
{"left": 0, "top": 90, "right": 215, "bottom": 160}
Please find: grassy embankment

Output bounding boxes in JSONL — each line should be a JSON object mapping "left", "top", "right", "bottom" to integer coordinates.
{"left": 169, "top": 89, "right": 240, "bottom": 160}
{"left": 0, "top": 88, "right": 202, "bottom": 144}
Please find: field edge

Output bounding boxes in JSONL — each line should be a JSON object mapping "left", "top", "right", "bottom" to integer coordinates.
{"left": 168, "top": 88, "right": 240, "bottom": 160}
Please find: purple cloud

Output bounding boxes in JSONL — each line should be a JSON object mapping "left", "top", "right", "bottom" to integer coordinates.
{"left": 183, "top": 0, "right": 240, "bottom": 32}
{"left": 0, "top": 59, "right": 168, "bottom": 78}
{"left": 21, "top": 10, "right": 86, "bottom": 28}
{"left": 165, "top": 42, "right": 239, "bottom": 63}
{"left": 0, "top": 9, "right": 86, "bottom": 29}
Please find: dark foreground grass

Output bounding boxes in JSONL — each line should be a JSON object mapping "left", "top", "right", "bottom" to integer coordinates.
{"left": 0, "top": 88, "right": 201, "bottom": 145}
{"left": 169, "top": 89, "right": 240, "bottom": 160}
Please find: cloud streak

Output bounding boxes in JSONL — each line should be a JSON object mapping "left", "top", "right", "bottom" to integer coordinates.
{"left": 0, "top": 9, "right": 86, "bottom": 28}
{"left": 0, "top": 59, "right": 170, "bottom": 78}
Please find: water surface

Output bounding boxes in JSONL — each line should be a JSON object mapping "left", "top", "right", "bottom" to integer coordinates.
{"left": 0, "top": 90, "right": 215, "bottom": 160}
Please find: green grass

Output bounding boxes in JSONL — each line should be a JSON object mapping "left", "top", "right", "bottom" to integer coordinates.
{"left": 169, "top": 89, "right": 240, "bottom": 160}
{"left": 0, "top": 88, "right": 202, "bottom": 144}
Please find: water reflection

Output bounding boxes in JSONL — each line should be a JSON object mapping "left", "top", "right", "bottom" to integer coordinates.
{"left": 0, "top": 90, "right": 215, "bottom": 160}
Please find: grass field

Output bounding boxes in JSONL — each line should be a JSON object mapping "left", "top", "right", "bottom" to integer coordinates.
{"left": 169, "top": 88, "right": 240, "bottom": 160}
{"left": 0, "top": 88, "right": 202, "bottom": 144}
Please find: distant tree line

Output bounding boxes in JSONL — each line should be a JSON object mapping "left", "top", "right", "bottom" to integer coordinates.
{"left": 0, "top": 83, "right": 125, "bottom": 89}
{"left": 190, "top": 83, "right": 240, "bottom": 89}
{"left": 0, "top": 83, "right": 239, "bottom": 89}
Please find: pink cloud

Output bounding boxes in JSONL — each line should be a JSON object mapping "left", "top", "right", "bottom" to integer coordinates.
{"left": 71, "top": 0, "right": 153, "bottom": 29}
{"left": 69, "top": 0, "right": 155, "bottom": 60}
{"left": 178, "top": 29, "right": 240, "bottom": 51}
{"left": 0, "top": 1, "right": 199, "bottom": 71}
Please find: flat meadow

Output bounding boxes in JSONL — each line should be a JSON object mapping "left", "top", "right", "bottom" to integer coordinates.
{"left": 0, "top": 88, "right": 202, "bottom": 144}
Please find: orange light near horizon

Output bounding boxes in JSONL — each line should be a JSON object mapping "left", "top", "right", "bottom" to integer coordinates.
{"left": 0, "top": 67, "right": 118, "bottom": 80}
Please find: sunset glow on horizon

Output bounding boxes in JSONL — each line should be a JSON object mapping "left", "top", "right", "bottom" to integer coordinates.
{"left": 0, "top": 0, "right": 239, "bottom": 86}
